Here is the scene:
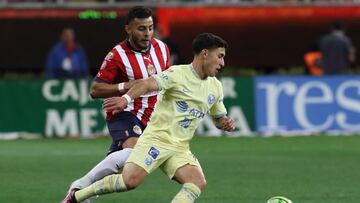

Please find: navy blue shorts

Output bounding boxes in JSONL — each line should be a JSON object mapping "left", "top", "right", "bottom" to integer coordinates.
{"left": 106, "top": 111, "right": 146, "bottom": 154}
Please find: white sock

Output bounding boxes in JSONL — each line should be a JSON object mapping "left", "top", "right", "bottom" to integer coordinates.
{"left": 70, "top": 148, "right": 132, "bottom": 189}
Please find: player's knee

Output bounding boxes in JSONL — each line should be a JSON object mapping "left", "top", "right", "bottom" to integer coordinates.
{"left": 123, "top": 176, "right": 142, "bottom": 190}
{"left": 122, "top": 170, "right": 145, "bottom": 190}
{"left": 196, "top": 177, "right": 207, "bottom": 191}
{"left": 188, "top": 177, "right": 206, "bottom": 191}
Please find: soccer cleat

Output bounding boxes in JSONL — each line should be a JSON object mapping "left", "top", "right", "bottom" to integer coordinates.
{"left": 61, "top": 188, "right": 79, "bottom": 203}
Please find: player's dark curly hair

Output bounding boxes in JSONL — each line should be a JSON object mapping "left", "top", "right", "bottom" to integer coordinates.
{"left": 192, "top": 33, "right": 228, "bottom": 54}
{"left": 125, "top": 6, "right": 153, "bottom": 25}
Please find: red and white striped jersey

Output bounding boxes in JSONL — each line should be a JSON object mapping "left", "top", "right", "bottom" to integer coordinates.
{"left": 95, "top": 38, "right": 170, "bottom": 125}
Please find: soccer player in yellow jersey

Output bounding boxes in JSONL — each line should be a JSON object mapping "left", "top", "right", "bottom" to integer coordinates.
{"left": 65, "top": 33, "right": 235, "bottom": 203}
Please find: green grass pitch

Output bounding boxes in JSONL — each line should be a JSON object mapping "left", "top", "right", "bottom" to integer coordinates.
{"left": 0, "top": 136, "right": 359, "bottom": 203}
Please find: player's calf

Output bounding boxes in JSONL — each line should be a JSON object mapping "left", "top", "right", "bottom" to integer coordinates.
{"left": 74, "top": 174, "right": 127, "bottom": 202}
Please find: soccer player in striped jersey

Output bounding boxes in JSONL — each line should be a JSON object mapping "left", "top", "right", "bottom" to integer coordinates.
{"left": 66, "top": 33, "right": 235, "bottom": 203}
{"left": 62, "top": 6, "right": 170, "bottom": 202}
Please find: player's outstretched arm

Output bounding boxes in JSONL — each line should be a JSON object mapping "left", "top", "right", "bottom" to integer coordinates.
{"left": 213, "top": 116, "right": 236, "bottom": 132}
{"left": 102, "top": 78, "right": 159, "bottom": 114}
{"left": 90, "top": 80, "right": 141, "bottom": 99}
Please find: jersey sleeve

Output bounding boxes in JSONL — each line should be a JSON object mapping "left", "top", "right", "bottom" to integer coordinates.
{"left": 209, "top": 80, "right": 227, "bottom": 118}
{"left": 95, "top": 49, "right": 123, "bottom": 83}
{"left": 153, "top": 66, "right": 178, "bottom": 91}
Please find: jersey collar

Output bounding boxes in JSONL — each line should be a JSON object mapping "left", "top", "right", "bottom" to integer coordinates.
{"left": 189, "top": 63, "right": 207, "bottom": 80}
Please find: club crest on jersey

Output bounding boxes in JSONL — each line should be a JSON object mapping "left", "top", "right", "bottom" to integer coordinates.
{"left": 133, "top": 125, "right": 142, "bottom": 135}
{"left": 208, "top": 93, "right": 215, "bottom": 105}
{"left": 145, "top": 156, "right": 153, "bottom": 166}
{"left": 147, "top": 64, "right": 156, "bottom": 75}
{"left": 148, "top": 146, "right": 160, "bottom": 159}
{"left": 104, "top": 52, "right": 114, "bottom": 61}
{"left": 176, "top": 101, "right": 189, "bottom": 113}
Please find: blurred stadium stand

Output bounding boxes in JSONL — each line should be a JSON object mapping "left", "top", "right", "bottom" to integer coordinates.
{"left": 2, "top": 0, "right": 360, "bottom": 7}
{"left": 1, "top": 0, "right": 360, "bottom": 76}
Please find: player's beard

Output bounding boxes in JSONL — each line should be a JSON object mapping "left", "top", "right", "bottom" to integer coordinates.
{"left": 132, "top": 36, "right": 150, "bottom": 51}
{"left": 139, "top": 40, "right": 150, "bottom": 50}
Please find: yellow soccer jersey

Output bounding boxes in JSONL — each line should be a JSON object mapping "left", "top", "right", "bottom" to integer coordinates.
{"left": 139, "top": 64, "right": 227, "bottom": 151}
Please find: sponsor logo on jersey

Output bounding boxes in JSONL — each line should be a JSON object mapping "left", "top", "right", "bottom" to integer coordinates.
{"left": 148, "top": 146, "right": 160, "bottom": 159}
{"left": 179, "top": 117, "right": 192, "bottom": 128}
{"left": 208, "top": 93, "right": 215, "bottom": 105}
{"left": 143, "top": 56, "right": 151, "bottom": 61}
{"left": 176, "top": 101, "right": 189, "bottom": 113}
{"left": 133, "top": 125, "right": 142, "bottom": 135}
{"left": 145, "top": 156, "right": 153, "bottom": 166}
{"left": 189, "top": 108, "right": 205, "bottom": 119}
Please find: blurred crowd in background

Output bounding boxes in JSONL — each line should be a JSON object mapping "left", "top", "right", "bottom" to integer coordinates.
{"left": 1, "top": 1, "right": 360, "bottom": 78}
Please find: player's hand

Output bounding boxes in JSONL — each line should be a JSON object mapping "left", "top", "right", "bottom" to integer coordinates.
{"left": 220, "top": 117, "right": 236, "bottom": 132}
{"left": 102, "top": 97, "right": 128, "bottom": 115}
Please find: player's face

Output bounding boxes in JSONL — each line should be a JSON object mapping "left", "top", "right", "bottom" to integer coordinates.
{"left": 203, "top": 47, "right": 226, "bottom": 77}
{"left": 126, "top": 17, "right": 154, "bottom": 51}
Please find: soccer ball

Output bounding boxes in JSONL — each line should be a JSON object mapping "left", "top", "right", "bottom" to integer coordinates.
{"left": 267, "top": 196, "right": 293, "bottom": 203}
